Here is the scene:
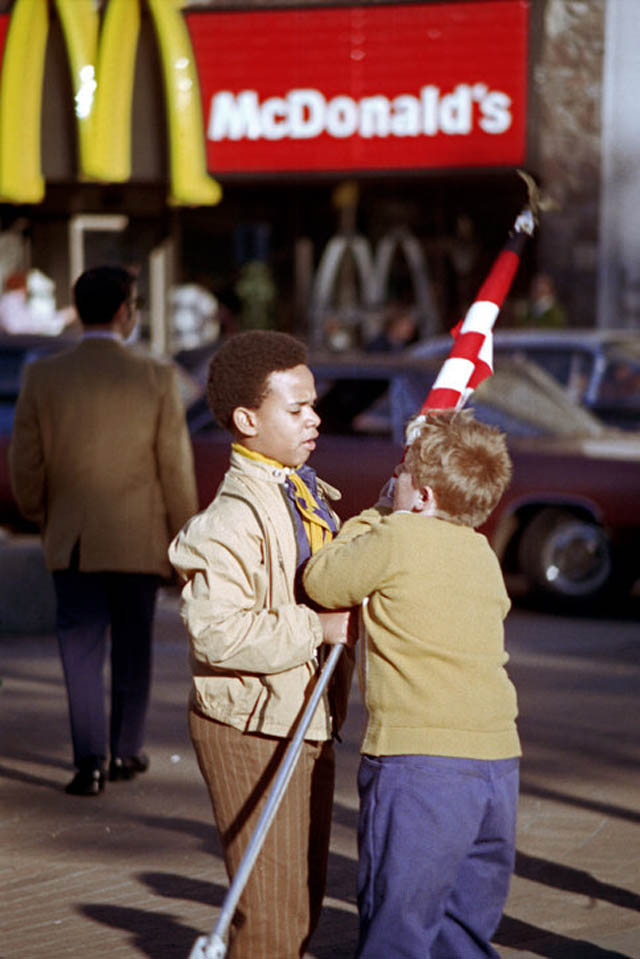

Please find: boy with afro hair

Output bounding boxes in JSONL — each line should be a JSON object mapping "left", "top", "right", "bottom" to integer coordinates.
{"left": 169, "top": 330, "right": 353, "bottom": 958}
{"left": 304, "top": 408, "right": 520, "bottom": 959}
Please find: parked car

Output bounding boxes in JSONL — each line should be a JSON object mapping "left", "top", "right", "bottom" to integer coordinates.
{"left": 412, "top": 328, "right": 640, "bottom": 431}
{"left": 0, "top": 333, "right": 84, "bottom": 530}
{"left": 188, "top": 350, "right": 640, "bottom": 607}
{"left": 3, "top": 336, "right": 640, "bottom": 608}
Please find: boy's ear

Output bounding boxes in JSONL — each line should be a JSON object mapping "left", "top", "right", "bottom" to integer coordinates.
{"left": 232, "top": 406, "right": 258, "bottom": 437}
{"left": 417, "top": 485, "right": 438, "bottom": 515}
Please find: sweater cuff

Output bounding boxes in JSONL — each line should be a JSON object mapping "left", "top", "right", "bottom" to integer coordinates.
{"left": 308, "top": 609, "right": 325, "bottom": 652}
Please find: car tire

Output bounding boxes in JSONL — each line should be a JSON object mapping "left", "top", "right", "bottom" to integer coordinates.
{"left": 518, "top": 508, "right": 615, "bottom": 604}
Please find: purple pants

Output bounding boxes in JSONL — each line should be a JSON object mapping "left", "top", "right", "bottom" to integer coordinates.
{"left": 356, "top": 753, "right": 519, "bottom": 959}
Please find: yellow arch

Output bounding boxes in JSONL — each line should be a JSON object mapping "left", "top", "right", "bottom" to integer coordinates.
{"left": 0, "top": 0, "right": 221, "bottom": 206}
{"left": 146, "top": 0, "right": 222, "bottom": 206}
{"left": 0, "top": 0, "right": 48, "bottom": 203}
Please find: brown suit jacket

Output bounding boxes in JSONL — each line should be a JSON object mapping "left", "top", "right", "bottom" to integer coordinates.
{"left": 9, "top": 336, "right": 198, "bottom": 576}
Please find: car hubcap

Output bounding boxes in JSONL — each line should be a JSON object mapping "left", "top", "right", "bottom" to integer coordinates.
{"left": 541, "top": 520, "right": 612, "bottom": 596}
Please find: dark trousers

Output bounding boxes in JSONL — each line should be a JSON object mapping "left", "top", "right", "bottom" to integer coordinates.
{"left": 52, "top": 568, "right": 159, "bottom": 768}
{"left": 356, "top": 754, "right": 519, "bottom": 959}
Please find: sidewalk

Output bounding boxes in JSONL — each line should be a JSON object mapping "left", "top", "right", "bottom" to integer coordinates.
{"left": 1, "top": 588, "right": 639, "bottom": 959}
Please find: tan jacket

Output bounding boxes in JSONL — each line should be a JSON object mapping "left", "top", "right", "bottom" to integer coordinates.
{"left": 9, "top": 336, "right": 198, "bottom": 576}
{"left": 169, "top": 450, "right": 349, "bottom": 740}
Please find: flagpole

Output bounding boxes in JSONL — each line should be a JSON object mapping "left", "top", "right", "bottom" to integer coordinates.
{"left": 419, "top": 205, "right": 536, "bottom": 416}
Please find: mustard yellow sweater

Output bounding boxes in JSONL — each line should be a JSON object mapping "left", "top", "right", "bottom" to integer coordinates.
{"left": 303, "top": 508, "right": 520, "bottom": 760}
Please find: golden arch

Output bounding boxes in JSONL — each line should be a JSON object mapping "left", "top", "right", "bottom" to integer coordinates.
{"left": 309, "top": 228, "right": 440, "bottom": 347}
{"left": 0, "top": 0, "right": 221, "bottom": 206}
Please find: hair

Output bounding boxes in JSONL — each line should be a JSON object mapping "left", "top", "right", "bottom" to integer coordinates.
{"left": 73, "top": 266, "right": 134, "bottom": 326}
{"left": 207, "top": 330, "right": 308, "bottom": 430}
{"left": 404, "top": 408, "right": 512, "bottom": 528}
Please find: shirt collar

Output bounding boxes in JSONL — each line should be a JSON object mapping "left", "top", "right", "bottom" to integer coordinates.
{"left": 82, "top": 329, "right": 121, "bottom": 341}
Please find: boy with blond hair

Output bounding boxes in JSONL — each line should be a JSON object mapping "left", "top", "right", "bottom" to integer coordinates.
{"left": 303, "top": 408, "right": 520, "bottom": 959}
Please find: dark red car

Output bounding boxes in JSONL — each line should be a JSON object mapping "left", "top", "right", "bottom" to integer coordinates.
{"left": 3, "top": 339, "right": 640, "bottom": 607}
{"left": 189, "top": 352, "right": 640, "bottom": 608}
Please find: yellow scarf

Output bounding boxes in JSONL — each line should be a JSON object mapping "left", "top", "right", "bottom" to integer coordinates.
{"left": 233, "top": 443, "right": 334, "bottom": 554}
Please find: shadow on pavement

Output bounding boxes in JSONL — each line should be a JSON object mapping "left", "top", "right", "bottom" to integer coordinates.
{"left": 308, "top": 902, "right": 359, "bottom": 959}
{"left": 138, "top": 814, "right": 222, "bottom": 856}
{"left": 495, "top": 915, "right": 632, "bottom": 958}
{"left": 330, "top": 799, "right": 360, "bottom": 832}
{"left": 81, "top": 903, "right": 209, "bottom": 959}
{"left": 0, "top": 760, "right": 64, "bottom": 791}
{"left": 520, "top": 781, "right": 640, "bottom": 826}
{"left": 515, "top": 851, "right": 640, "bottom": 913}
{"left": 140, "top": 871, "right": 224, "bottom": 908}
{"left": 132, "top": 870, "right": 360, "bottom": 959}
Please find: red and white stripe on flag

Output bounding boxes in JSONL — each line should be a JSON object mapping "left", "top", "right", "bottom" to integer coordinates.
{"left": 422, "top": 302, "right": 497, "bottom": 410}
{"left": 421, "top": 235, "right": 526, "bottom": 412}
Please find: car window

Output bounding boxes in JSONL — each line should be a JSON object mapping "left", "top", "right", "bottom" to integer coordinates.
{"left": 607, "top": 339, "right": 640, "bottom": 365}
{"left": 497, "top": 345, "right": 595, "bottom": 393}
{"left": 597, "top": 355, "right": 640, "bottom": 408}
{"left": 477, "top": 358, "right": 604, "bottom": 437}
{"left": 564, "top": 351, "right": 593, "bottom": 403}
{"left": 398, "top": 358, "right": 605, "bottom": 440}
{"left": 520, "top": 347, "right": 574, "bottom": 385}
{"left": 315, "top": 365, "right": 447, "bottom": 446}
{"left": 186, "top": 353, "right": 605, "bottom": 445}
{"left": 391, "top": 366, "right": 574, "bottom": 439}
{"left": 314, "top": 375, "right": 390, "bottom": 435}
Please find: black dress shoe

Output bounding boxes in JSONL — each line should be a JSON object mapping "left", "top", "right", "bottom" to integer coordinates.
{"left": 65, "top": 764, "right": 105, "bottom": 796}
{"left": 109, "top": 753, "right": 150, "bottom": 782}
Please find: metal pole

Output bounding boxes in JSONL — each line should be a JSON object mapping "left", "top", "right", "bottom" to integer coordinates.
{"left": 188, "top": 643, "right": 345, "bottom": 959}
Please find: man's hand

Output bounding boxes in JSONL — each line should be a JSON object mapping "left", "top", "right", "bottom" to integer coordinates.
{"left": 318, "top": 609, "right": 357, "bottom": 647}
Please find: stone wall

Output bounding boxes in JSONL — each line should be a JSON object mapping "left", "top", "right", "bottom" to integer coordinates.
{"left": 531, "top": 0, "right": 605, "bottom": 326}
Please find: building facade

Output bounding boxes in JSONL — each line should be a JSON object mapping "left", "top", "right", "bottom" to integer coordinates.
{"left": 0, "top": 0, "right": 630, "bottom": 350}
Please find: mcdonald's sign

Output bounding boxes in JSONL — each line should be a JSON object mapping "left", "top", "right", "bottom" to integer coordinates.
{"left": 0, "top": 0, "right": 528, "bottom": 205}
{"left": 0, "top": 0, "right": 221, "bottom": 206}
{"left": 187, "top": 1, "right": 529, "bottom": 174}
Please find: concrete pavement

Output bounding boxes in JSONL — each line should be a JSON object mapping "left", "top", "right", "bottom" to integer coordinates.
{"left": 1, "top": 587, "right": 639, "bottom": 959}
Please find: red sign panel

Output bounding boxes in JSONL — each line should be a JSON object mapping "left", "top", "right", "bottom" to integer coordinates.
{"left": 0, "top": 16, "right": 9, "bottom": 68}
{"left": 186, "top": 1, "right": 529, "bottom": 175}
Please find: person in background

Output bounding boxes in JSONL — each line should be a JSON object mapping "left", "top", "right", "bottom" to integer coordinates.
{"left": 9, "top": 265, "right": 198, "bottom": 796}
{"left": 0, "top": 272, "right": 34, "bottom": 334}
{"left": 304, "top": 408, "right": 520, "bottom": 959}
{"left": 524, "top": 272, "right": 567, "bottom": 328}
{"left": 365, "top": 303, "right": 420, "bottom": 353}
{"left": 0, "top": 270, "right": 78, "bottom": 336}
{"left": 169, "top": 330, "right": 354, "bottom": 958}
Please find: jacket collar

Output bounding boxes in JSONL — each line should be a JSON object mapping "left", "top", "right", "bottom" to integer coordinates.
{"left": 76, "top": 334, "right": 126, "bottom": 351}
{"left": 228, "top": 446, "right": 341, "bottom": 501}
{"left": 228, "top": 446, "right": 296, "bottom": 484}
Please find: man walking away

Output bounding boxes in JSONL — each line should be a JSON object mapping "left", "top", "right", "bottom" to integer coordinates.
{"left": 10, "top": 265, "right": 198, "bottom": 796}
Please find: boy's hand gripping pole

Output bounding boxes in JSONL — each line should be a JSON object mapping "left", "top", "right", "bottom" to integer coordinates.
{"left": 187, "top": 642, "right": 345, "bottom": 959}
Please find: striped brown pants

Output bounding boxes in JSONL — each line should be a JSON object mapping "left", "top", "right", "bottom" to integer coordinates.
{"left": 189, "top": 708, "right": 336, "bottom": 959}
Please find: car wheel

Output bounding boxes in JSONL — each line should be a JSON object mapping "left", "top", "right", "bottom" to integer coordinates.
{"left": 518, "top": 508, "right": 614, "bottom": 603}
